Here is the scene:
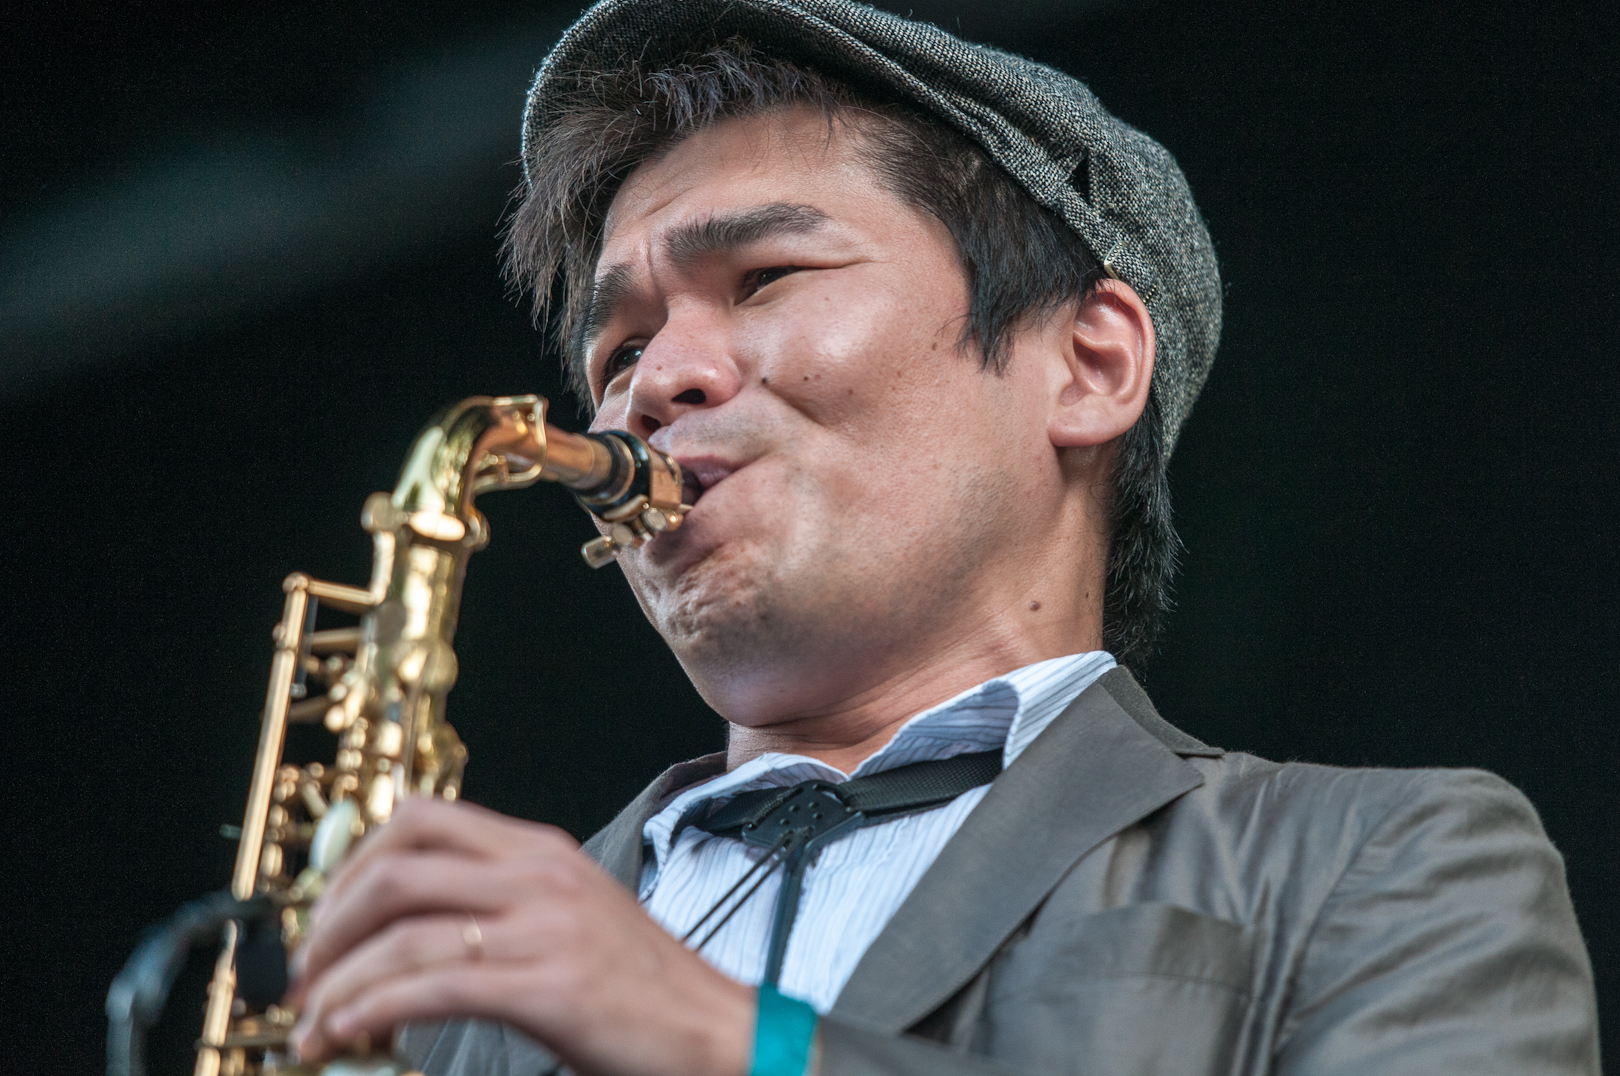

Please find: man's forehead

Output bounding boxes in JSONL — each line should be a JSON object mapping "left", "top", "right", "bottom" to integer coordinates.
{"left": 598, "top": 108, "right": 874, "bottom": 256}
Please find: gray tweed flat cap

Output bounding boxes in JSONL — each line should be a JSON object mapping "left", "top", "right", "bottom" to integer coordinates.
{"left": 522, "top": 0, "right": 1220, "bottom": 453}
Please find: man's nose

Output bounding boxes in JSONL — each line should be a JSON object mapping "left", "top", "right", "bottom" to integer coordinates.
{"left": 626, "top": 318, "right": 743, "bottom": 438}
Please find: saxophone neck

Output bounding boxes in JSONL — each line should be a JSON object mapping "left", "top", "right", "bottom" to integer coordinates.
{"left": 389, "top": 394, "right": 552, "bottom": 519}
{"left": 384, "top": 393, "right": 688, "bottom": 569}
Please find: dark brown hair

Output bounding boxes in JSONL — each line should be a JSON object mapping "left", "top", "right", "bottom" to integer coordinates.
{"left": 504, "top": 41, "right": 1178, "bottom": 671}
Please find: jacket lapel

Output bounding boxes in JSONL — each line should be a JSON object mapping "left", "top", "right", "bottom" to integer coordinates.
{"left": 829, "top": 672, "right": 1209, "bottom": 1034}
{"left": 582, "top": 752, "right": 727, "bottom": 889}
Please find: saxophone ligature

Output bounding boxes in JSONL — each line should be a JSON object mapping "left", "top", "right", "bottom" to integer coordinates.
{"left": 107, "top": 395, "right": 687, "bottom": 1076}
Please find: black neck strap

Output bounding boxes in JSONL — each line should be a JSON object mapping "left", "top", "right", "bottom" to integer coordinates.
{"left": 682, "top": 749, "right": 1002, "bottom": 986}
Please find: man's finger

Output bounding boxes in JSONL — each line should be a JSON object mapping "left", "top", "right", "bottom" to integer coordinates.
{"left": 323, "top": 798, "right": 575, "bottom": 903}
{"left": 292, "top": 963, "right": 536, "bottom": 1063}
{"left": 295, "top": 913, "right": 493, "bottom": 1043}
{"left": 296, "top": 853, "right": 541, "bottom": 988}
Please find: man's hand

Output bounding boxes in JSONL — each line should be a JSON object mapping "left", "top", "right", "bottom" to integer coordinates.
{"left": 286, "top": 798, "right": 754, "bottom": 1076}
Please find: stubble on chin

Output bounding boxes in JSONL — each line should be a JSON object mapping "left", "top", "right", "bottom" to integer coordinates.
{"left": 636, "top": 537, "right": 784, "bottom": 667}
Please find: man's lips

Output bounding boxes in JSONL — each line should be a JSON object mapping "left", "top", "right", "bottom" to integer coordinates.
{"left": 674, "top": 456, "right": 741, "bottom": 507}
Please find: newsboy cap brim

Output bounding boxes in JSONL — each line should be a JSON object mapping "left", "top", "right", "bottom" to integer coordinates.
{"left": 522, "top": 0, "right": 1221, "bottom": 454}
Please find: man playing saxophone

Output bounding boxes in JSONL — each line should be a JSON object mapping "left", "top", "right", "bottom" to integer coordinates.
{"left": 285, "top": 2, "right": 1600, "bottom": 1073}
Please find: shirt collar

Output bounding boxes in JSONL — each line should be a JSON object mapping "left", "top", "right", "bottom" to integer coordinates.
{"left": 641, "top": 651, "right": 1116, "bottom": 871}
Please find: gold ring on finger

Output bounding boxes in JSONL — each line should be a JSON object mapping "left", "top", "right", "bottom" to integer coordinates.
{"left": 461, "top": 915, "right": 484, "bottom": 961}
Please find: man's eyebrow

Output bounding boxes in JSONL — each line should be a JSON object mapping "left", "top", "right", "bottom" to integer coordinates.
{"left": 664, "top": 202, "right": 831, "bottom": 269}
{"left": 576, "top": 203, "right": 831, "bottom": 361}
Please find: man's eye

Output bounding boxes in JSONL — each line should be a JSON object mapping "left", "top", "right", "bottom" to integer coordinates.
{"left": 745, "top": 266, "right": 800, "bottom": 297}
{"left": 601, "top": 345, "right": 644, "bottom": 385}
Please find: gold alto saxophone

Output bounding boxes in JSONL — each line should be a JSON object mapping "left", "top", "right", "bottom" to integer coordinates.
{"left": 108, "top": 395, "right": 685, "bottom": 1076}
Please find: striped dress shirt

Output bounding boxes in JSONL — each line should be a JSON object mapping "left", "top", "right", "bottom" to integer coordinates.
{"left": 638, "top": 650, "right": 1117, "bottom": 1013}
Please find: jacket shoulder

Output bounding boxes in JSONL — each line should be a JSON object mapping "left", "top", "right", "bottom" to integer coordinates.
{"left": 1157, "top": 748, "right": 1558, "bottom": 918}
{"left": 1103, "top": 665, "right": 1547, "bottom": 862}
{"left": 1102, "top": 679, "right": 1566, "bottom": 943}
{"left": 1180, "top": 750, "right": 1550, "bottom": 856}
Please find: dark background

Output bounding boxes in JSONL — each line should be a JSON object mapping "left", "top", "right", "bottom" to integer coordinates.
{"left": 3, "top": 0, "right": 1615, "bottom": 1071}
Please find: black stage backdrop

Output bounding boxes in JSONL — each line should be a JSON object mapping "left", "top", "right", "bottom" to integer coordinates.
{"left": 3, "top": 1, "right": 1615, "bottom": 1071}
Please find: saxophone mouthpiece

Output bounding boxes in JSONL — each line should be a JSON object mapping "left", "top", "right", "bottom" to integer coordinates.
{"left": 552, "top": 428, "right": 687, "bottom": 568}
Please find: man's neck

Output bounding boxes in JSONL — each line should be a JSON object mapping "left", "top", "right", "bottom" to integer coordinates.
{"left": 721, "top": 631, "right": 1099, "bottom": 774}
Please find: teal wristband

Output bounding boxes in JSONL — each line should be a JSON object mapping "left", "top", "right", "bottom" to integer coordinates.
{"left": 750, "top": 983, "right": 818, "bottom": 1076}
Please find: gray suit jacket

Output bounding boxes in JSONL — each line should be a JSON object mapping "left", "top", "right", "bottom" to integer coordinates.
{"left": 401, "top": 668, "right": 1600, "bottom": 1075}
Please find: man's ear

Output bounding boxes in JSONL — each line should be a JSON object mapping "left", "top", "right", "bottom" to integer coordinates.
{"left": 1048, "top": 278, "right": 1155, "bottom": 449}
